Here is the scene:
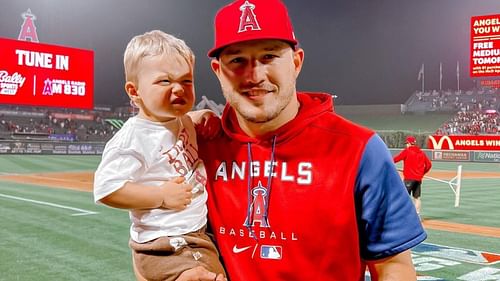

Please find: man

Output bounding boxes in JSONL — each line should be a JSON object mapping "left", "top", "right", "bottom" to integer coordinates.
{"left": 394, "top": 136, "right": 433, "bottom": 218}
{"left": 177, "top": 0, "right": 426, "bottom": 280}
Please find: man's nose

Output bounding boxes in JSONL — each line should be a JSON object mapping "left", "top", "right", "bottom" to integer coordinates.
{"left": 245, "top": 61, "right": 266, "bottom": 84}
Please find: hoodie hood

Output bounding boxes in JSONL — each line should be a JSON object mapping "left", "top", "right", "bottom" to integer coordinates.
{"left": 221, "top": 92, "right": 334, "bottom": 144}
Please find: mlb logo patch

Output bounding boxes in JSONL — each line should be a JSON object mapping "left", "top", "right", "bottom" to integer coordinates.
{"left": 260, "top": 245, "right": 282, "bottom": 260}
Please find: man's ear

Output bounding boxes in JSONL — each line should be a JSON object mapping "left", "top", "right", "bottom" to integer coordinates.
{"left": 125, "top": 81, "right": 141, "bottom": 105}
{"left": 210, "top": 59, "right": 221, "bottom": 75}
{"left": 293, "top": 48, "right": 305, "bottom": 78}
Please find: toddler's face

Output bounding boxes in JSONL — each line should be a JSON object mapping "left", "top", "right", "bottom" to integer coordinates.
{"left": 134, "top": 54, "right": 194, "bottom": 122}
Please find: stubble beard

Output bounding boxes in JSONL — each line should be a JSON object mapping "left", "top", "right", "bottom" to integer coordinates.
{"left": 223, "top": 88, "right": 293, "bottom": 124}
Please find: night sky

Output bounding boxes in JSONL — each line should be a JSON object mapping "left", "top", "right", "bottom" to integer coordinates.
{"left": 1, "top": 0, "right": 499, "bottom": 107}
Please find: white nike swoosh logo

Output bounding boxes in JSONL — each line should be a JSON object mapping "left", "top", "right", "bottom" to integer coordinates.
{"left": 232, "top": 245, "right": 252, "bottom": 254}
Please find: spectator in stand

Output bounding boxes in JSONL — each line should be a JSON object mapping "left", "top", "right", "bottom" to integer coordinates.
{"left": 393, "top": 136, "right": 432, "bottom": 220}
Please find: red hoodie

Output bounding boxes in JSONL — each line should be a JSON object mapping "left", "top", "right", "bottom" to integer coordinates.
{"left": 198, "top": 92, "right": 426, "bottom": 281}
{"left": 393, "top": 145, "right": 432, "bottom": 181}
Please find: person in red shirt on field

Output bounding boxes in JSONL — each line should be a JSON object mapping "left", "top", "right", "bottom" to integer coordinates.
{"left": 394, "top": 136, "right": 432, "bottom": 219}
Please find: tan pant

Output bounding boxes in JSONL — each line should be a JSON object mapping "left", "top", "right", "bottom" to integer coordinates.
{"left": 129, "top": 228, "right": 225, "bottom": 281}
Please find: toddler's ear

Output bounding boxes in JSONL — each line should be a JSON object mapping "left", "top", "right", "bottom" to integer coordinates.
{"left": 125, "top": 82, "right": 140, "bottom": 105}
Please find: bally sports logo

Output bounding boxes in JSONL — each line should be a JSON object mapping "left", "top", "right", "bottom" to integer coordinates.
{"left": 428, "top": 135, "right": 455, "bottom": 150}
{"left": 0, "top": 70, "right": 26, "bottom": 96}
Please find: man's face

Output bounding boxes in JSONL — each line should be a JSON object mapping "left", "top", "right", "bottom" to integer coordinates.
{"left": 129, "top": 54, "right": 195, "bottom": 122}
{"left": 211, "top": 39, "right": 303, "bottom": 123}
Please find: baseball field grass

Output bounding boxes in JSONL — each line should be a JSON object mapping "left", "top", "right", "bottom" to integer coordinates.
{"left": 0, "top": 155, "right": 499, "bottom": 280}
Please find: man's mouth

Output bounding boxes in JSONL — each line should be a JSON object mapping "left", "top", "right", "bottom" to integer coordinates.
{"left": 242, "top": 89, "right": 272, "bottom": 98}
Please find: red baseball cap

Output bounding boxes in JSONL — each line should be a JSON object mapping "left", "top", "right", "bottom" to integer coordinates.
{"left": 208, "top": 0, "right": 298, "bottom": 57}
{"left": 405, "top": 136, "right": 417, "bottom": 144}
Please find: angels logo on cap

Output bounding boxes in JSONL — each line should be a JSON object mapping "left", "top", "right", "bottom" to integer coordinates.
{"left": 208, "top": 0, "right": 298, "bottom": 57}
{"left": 238, "top": 1, "right": 261, "bottom": 33}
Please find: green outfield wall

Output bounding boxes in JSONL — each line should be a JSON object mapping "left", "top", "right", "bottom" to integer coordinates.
{"left": 1, "top": 140, "right": 499, "bottom": 163}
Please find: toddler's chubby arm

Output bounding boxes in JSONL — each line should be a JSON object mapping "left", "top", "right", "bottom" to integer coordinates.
{"left": 99, "top": 177, "right": 193, "bottom": 211}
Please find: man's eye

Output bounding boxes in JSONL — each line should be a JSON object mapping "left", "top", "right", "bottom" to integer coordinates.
{"left": 159, "top": 79, "right": 170, "bottom": 84}
{"left": 229, "top": 57, "right": 243, "bottom": 64}
{"left": 263, "top": 54, "right": 278, "bottom": 60}
{"left": 183, "top": 80, "right": 193, "bottom": 84}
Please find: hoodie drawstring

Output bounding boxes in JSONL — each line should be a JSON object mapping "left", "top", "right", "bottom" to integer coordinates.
{"left": 243, "top": 135, "right": 277, "bottom": 235}
{"left": 263, "top": 135, "right": 277, "bottom": 223}
{"left": 244, "top": 142, "right": 253, "bottom": 228}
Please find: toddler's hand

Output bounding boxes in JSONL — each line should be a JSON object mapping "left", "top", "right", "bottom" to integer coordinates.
{"left": 160, "top": 177, "right": 193, "bottom": 211}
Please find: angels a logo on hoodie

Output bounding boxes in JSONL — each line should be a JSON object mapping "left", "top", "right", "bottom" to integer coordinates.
{"left": 238, "top": 1, "right": 261, "bottom": 33}
{"left": 244, "top": 181, "right": 270, "bottom": 227}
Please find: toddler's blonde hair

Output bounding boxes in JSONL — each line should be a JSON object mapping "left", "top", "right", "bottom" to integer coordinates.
{"left": 124, "top": 30, "right": 195, "bottom": 84}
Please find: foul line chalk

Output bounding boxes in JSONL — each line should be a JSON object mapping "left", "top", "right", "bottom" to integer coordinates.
{"left": 0, "top": 192, "right": 98, "bottom": 216}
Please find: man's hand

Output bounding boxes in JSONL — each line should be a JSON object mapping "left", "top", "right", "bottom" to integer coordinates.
{"left": 176, "top": 266, "right": 227, "bottom": 281}
{"left": 366, "top": 249, "right": 416, "bottom": 281}
{"left": 189, "top": 109, "right": 222, "bottom": 140}
{"left": 160, "top": 177, "right": 193, "bottom": 211}
{"left": 197, "top": 113, "right": 221, "bottom": 139}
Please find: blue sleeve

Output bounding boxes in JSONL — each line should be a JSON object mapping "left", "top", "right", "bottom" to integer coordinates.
{"left": 355, "top": 134, "right": 427, "bottom": 260}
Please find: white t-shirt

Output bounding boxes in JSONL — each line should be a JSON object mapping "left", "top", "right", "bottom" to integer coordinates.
{"left": 93, "top": 115, "right": 208, "bottom": 243}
